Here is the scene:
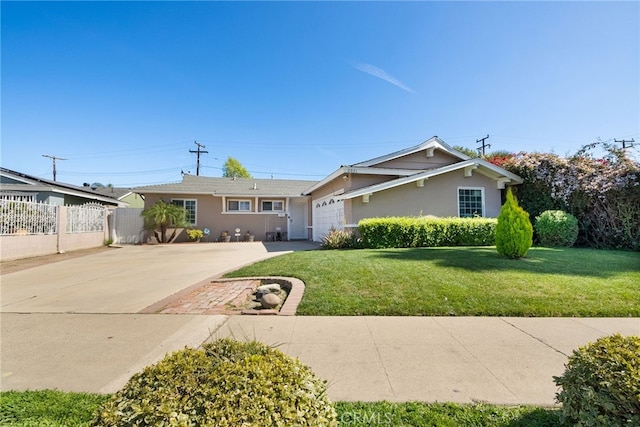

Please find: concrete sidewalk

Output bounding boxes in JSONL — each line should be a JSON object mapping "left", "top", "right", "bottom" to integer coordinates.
{"left": 2, "top": 312, "right": 637, "bottom": 405}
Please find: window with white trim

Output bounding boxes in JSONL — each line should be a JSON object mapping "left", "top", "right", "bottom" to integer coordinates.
{"left": 458, "top": 187, "right": 484, "bottom": 217}
{"left": 261, "top": 200, "right": 284, "bottom": 211}
{"left": 171, "top": 199, "right": 197, "bottom": 224}
{"left": 227, "top": 200, "right": 251, "bottom": 212}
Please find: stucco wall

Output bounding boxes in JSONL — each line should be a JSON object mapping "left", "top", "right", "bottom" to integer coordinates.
{"left": 143, "top": 194, "right": 298, "bottom": 242}
{"left": 0, "top": 206, "right": 109, "bottom": 261}
{"left": 349, "top": 171, "right": 504, "bottom": 223}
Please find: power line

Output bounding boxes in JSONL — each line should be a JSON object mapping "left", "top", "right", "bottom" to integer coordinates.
{"left": 189, "top": 141, "right": 208, "bottom": 176}
{"left": 41, "top": 154, "right": 67, "bottom": 181}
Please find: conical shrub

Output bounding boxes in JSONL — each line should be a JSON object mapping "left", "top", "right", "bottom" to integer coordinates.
{"left": 496, "top": 187, "right": 533, "bottom": 258}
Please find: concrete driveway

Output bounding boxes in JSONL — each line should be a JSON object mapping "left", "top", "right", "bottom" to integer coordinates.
{"left": 1, "top": 242, "right": 317, "bottom": 314}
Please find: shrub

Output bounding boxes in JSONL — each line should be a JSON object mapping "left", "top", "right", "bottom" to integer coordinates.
{"left": 321, "top": 227, "right": 361, "bottom": 249}
{"left": 91, "top": 338, "right": 337, "bottom": 426}
{"left": 186, "top": 228, "right": 204, "bottom": 241}
{"left": 535, "top": 210, "right": 579, "bottom": 247}
{"left": 495, "top": 187, "right": 533, "bottom": 258}
{"left": 554, "top": 334, "right": 640, "bottom": 426}
{"left": 501, "top": 144, "right": 640, "bottom": 250}
{"left": 358, "top": 217, "right": 496, "bottom": 249}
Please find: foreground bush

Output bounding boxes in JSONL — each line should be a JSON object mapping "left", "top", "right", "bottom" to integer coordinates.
{"left": 535, "top": 210, "right": 579, "bottom": 247}
{"left": 554, "top": 334, "right": 640, "bottom": 426}
{"left": 496, "top": 188, "right": 533, "bottom": 258}
{"left": 358, "top": 216, "right": 496, "bottom": 249}
{"left": 321, "top": 227, "right": 361, "bottom": 249}
{"left": 91, "top": 339, "right": 337, "bottom": 426}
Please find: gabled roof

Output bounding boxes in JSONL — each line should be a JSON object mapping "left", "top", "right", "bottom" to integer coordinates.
{"left": 90, "top": 186, "right": 137, "bottom": 201}
{"left": 303, "top": 136, "right": 475, "bottom": 195}
{"left": 133, "top": 174, "right": 316, "bottom": 197}
{"left": 0, "top": 167, "right": 125, "bottom": 206}
{"left": 340, "top": 158, "right": 523, "bottom": 200}
{"left": 353, "top": 136, "right": 470, "bottom": 167}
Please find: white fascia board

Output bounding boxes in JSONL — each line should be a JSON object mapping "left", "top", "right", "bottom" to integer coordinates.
{"left": 473, "top": 159, "right": 524, "bottom": 184}
{"left": 301, "top": 167, "right": 348, "bottom": 195}
{"left": 341, "top": 159, "right": 522, "bottom": 200}
{"left": 353, "top": 136, "right": 470, "bottom": 167}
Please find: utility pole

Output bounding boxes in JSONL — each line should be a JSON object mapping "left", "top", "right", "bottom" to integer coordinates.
{"left": 189, "top": 141, "right": 208, "bottom": 176}
{"left": 42, "top": 154, "right": 67, "bottom": 181}
{"left": 476, "top": 134, "right": 491, "bottom": 156}
{"left": 614, "top": 138, "right": 635, "bottom": 149}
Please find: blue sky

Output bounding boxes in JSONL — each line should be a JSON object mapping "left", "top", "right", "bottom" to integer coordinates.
{"left": 2, "top": 1, "right": 638, "bottom": 187}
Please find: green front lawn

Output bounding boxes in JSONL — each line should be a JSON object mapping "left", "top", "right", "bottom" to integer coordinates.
{"left": 226, "top": 247, "right": 640, "bottom": 317}
{"left": 0, "top": 391, "right": 562, "bottom": 427}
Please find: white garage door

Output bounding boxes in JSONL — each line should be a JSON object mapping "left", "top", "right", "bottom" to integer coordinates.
{"left": 312, "top": 195, "right": 344, "bottom": 241}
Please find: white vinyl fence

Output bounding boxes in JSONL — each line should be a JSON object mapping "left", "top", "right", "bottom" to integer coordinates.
{"left": 110, "top": 207, "right": 144, "bottom": 244}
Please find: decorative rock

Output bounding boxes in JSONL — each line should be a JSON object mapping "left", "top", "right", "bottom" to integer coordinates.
{"left": 260, "top": 293, "right": 281, "bottom": 309}
{"left": 256, "top": 283, "right": 281, "bottom": 294}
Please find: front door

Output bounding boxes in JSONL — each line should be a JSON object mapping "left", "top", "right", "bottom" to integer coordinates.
{"left": 288, "top": 198, "right": 308, "bottom": 239}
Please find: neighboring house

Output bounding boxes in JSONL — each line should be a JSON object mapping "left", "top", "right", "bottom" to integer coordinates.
{"left": 0, "top": 167, "right": 126, "bottom": 207}
{"left": 89, "top": 185, "right": 145, "bottom": 208}
{"left": 134, "top": 175, "right": 317, "bottom": 242}
{"left": 302, "top": 136, "right": 523, "bottom": 241}
{"left": 134, "top": 136, "right": 523, "bottom": 242}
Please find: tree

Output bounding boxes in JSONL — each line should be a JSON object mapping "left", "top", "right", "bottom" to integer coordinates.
{"left": 141, "top": 200, "right": 188, "bottom": 243}
{"left": 495, "top": 187, "right": 533, "bottom": 259}
{"left": 222, "top": 156, "right": 251, "bottom": 178}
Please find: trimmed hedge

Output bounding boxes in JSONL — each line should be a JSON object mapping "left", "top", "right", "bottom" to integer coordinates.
{"left": 554, "top": 334, "right": 640, "bottom": 426}
{"left": 91, "top": 339, "right": 337, "bottom": 426}
{"left": 358, "top": 217, "right": 497, "bottom": 249}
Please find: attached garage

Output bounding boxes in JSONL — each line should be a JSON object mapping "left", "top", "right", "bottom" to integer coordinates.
{"left": 312, "top": 194, "right": 344, "bottom": 241}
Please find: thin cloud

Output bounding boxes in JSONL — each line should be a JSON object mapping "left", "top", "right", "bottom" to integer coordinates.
{"left": 351, "top": 62, "right": 415, "bottom": 93}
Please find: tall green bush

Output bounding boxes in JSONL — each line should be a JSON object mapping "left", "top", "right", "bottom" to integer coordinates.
{"left": 554, "top": 334, "right": 640, "bottom": 426}
{"left": 535, "top": 210, "right": 579, "bottom": 247}
{"left": 495, "top": 187, "right": 533, "bottom": 258}
{"left": 91, "top": 339, "right": 337, "bottom": 426}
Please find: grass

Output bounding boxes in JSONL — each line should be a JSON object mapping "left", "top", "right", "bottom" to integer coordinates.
{"left": 0, "top": 391, "right": 562, "bottom": 426}
{"left": 0, "top": 390, "right": 109, "bottom": 426}
{"left": 225, "top": 247, "right": 640, "bottom": 317}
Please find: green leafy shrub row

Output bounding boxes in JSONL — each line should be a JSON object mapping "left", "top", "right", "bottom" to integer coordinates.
{"left": 554, "top": 334, "right": 640, "bottom": 426}
{"left": 91, "top": 339, "right": 337, "bottom": 426}
{"left": 358, "top": 216, "right": 497, "bottom": 249}
{"left": 500, "top": 143, "right": 640, "bottom": 250}
{"left": 535, "top": 210, "right": 579, "bottom": 247}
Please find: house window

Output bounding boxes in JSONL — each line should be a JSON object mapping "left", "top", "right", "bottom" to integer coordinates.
{"left": 171, "top": 199, "right": 197, "bottom": 224}
{"left": 458, "top": 188, "right": 484, "bottom": 217}
{"left": 227, "top": 200, "right": 251, "bottom": 212}
{"left": 261, "top": 200, "right": 283, "bottom": 211}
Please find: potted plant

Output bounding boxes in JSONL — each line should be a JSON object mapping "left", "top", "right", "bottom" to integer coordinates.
{"left": 220, "top": 231, "right": 231, "bottom": 243}
{"left": 186, "top": 228, "right": 204, "bottom": 242}
{"left": 244, "top": 231, "right": 255, "bottom": 242}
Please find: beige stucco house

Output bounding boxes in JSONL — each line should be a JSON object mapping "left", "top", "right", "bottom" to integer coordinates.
{"left": 303, "top": 136, "right": 523, "bottom": 241}
{"left": 134, "top": 136, "right": 523, "bottom": 242}
{"left": 134, "top": 175, "right": 316, "bottom": 242}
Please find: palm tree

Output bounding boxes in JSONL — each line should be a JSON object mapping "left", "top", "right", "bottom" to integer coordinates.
{"left": 141, "top": 200, "right": 188, "bottom": 243}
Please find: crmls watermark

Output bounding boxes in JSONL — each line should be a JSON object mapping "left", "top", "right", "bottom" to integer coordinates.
{"left": 339, "top": 411, "right": 393, "bottom": 425}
